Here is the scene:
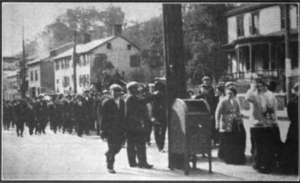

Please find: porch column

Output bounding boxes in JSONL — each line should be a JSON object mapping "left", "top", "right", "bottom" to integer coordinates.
{"left": 249, "top": 44, "right": 253, "bottom": 72}
{"left": 268, "top": 43, "right": 272, "bottom": 70}
{"left": 236, "top": 47, "right": 240, "bottom": 79}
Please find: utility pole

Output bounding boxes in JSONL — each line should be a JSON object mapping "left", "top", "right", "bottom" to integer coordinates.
{"left": 73, "top": 30, "right": 77, "bottom": 94}
{"left": 284, "top": 4, "right": 291, "bottom": 103}
{"left": 21, "top": 22, "right": 26, "bottom": 99}
{"left": 162, "top": 4, "right": 187, "bottom": 170}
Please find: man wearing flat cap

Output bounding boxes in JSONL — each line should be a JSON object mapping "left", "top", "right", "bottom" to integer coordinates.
{"left": 125, "top": 81, "right": 154, "bottom": 169}
{"left": 73, "top": 94, "right": 85, "bottom": 137}
{"left": 100, "top": 84, "right": 126, "bottom": 173}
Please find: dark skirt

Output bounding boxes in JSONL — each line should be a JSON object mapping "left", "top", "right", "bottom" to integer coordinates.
{"left": 218, "top": 122, "right": 246, "bottom": 165}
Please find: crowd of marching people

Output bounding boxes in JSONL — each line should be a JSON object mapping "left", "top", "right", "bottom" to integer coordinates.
{"left": 2, "top": 76, "right": 298, "bottom": 175}
{"left": 3, "top": 91, "right": 97, "bottom": 137}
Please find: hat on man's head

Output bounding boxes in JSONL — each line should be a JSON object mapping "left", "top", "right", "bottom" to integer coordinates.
{"left": 102, "top": 90, "right": 110, "bottom": 94}
{"left": 202, "top": 76, "right": 210, "bottom": 81}
{"left": 110, "top": 84, "right": 122, "bottom": 92}
{"left": 126, "top": 81, "right": 139, "bottom": 90}
{"left": 225, "top": 81, "right": 236, "bottom": 88}
{"left": 75, "top": 94, "right": 83, "bottom": 99}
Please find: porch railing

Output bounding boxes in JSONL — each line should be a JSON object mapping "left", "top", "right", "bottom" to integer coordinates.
{"left": 221, "top": 69, "right": 285, "bottom": 82}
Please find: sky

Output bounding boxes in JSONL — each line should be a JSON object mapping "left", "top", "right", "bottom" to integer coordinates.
{"left": 2, "top": 3, "right": 163, "bottom": 57}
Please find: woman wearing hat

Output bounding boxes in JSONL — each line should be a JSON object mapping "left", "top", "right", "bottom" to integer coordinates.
{"left": 278, "top": 83, "right": 299, "bottom": 174}
{"left": 215, "top": 87, "right": 246, "bottom": 165}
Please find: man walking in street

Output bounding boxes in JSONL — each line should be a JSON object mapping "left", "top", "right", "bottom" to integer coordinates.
{"left": 100, "top": 84, "right": 126, "bottom": 173}
{"left": 125, "top": 82, "right": 153, "bottom": 169}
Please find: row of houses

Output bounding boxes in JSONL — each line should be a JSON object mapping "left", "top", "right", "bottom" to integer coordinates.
{"left": 3, "top": 3, "right": 299, "bottom": 101}
{"left": 9, "top": 24, "right": 163, "bottom": 99}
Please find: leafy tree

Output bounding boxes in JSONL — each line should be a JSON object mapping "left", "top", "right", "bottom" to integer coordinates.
{"left": 123, "top": 16, "right": 164, "bottom": 80}
{"left": 183, "top": 3, "right": 234, "bottom": 83}
{"left": 18, "top": 5, "right": 125, "bottom": 58}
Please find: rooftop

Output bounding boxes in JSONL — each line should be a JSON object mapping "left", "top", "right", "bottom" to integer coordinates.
{"left": 53, "top": 36, "right": 115, "bottom": 60}
{"left": 225, "top": 3, "right": 279, "bottom": 17}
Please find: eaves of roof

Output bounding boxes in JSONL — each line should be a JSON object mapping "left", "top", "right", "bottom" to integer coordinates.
{"left": 54, "top": 35, "right": 141, "bottom": 60}
{"left": 225, "top": 3, "right": 279, "bottom": 17}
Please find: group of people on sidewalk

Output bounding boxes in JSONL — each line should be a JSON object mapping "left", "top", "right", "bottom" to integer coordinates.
{"left": 3, "top": 75, "right": 298, "bottom": 176}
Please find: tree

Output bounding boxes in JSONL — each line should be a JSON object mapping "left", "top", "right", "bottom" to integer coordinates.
{"left": 183, "top": 3, "right": 235, "bottom": 83}
{"left": 123, "top": 16, "right": 164, "bottom": 80}
{"left": 18, "top": 5, "right": 125, "bottom": 58}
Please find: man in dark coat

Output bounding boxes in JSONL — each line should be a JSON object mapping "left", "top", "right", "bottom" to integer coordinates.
{"left": 3, "top": 101, "right": 10, "bottom": 130}
{"left": 34, "top": 98, "right": 43, "bottom": 135}
{"left": 73, "top": 94, "right": 85, "bottom": 137}
{"left": 26, "top": 100, "right": 36, "bottom": 135}
{"left": 13, "top": 100, "right": 26, "bottom": 137}
{"left": 152, "top": 81, "right": 167, "bottom": 152}
{"left": 47, "top": 99, "right": 57, "bottom": 133}
{"left": 125, "top": 82, "right": 153, "bottom": 169}
{"left": 100, "top": 84, "right": 126, "bottom": 173}
{"left": 40, "top": 100, "right": 48, "bottom": 134}
{"left": 62, "top": 95, "right": 72, "bottom": 134}
{"left": 195, "top": 84, "right": 216, "bottom": 156}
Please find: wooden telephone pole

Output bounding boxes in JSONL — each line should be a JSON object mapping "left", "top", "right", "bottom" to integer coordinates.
{"left": 162, "top": 4, "right": 187, "bottom": 170}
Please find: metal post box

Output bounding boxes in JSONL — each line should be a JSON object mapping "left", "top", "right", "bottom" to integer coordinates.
{"left": 169, "top": 98, "right": 212, "bottom": 175}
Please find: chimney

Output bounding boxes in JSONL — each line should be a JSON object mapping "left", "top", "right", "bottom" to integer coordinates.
{"left": 112, "top": 24, "right": 122, "bottom": 36}
{"left": 50, "top": 49, "right": 57, "bottom": 57}
{"left": 83, "top": 33, "right": 91, "bottom": 44}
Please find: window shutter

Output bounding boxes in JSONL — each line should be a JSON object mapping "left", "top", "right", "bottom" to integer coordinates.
{"left": 249, "top": 16, "right": 253, "bottom": 35}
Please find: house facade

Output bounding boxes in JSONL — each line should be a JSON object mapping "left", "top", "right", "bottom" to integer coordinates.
{"left": 3, "top": 71, "right": 20, "bottom": 100}
{"left": 222, "top": 3, "right": 299, "bottom": 93}
{"left": 27, "top": 56, "right": 55, "bottom": 98}
{"left": 53, "top": 28, "right": 142, "bottom": 94}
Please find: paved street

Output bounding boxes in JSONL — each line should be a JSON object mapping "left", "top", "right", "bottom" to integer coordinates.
{"left": 2, "top": 119, "right": 298, "bottom": 181}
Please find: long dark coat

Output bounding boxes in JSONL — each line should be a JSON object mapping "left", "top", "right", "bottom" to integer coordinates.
{"left": 101, "top": 98, "right": 125, "bottom": 137}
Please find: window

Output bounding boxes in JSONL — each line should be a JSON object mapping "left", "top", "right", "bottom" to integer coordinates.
{"left": 237, "top": 16, "right": 244, "bottom": 37}
{"left": 94, "top": 54, "right": 107, "bottom": 68}
{"left": 61, "top": 60, "right": 65, "bottom": 69}
{"left": 86, "top": 54, "right": 90, "bottom": 65}
{"left": 127, "top": 44, "right": 131, "bottom": 50}
{"left": 130, "top": 55, "right": 140, "bottom": 67}
{"left": 30, "top": 71, "right": 33, "bottom": 81}
{"left": 249, "top": 13, "right": 259, "bottom": 35}
{"left": 107, "top": 43, "right": 112, "bottom": 49}
{"left": 57, "top": 79, "right": 59, "bottom": 84}
{"left": 79, "top": 75, "right": 83, "bottom": 86}
{"left": 86, "top": 74, "right": 90, "bottom": 85}
{"left": 56, "top": 61, "right": 60, "bottom": 70}
{"left": 35, "top": 70, "right": 38, "bottom": 81}
{"left": 63, "top": 76, "right": 70, "bottom": 87}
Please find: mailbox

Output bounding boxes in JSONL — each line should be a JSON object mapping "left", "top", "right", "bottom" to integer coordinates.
{"left": 169, "top": 98, "right": 212, "bottom": 175}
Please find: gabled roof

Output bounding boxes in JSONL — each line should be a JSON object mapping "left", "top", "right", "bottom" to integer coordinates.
{"left": 53, "top": 35, "right": 141, "bottom": 60}
{"left": 225, "top": 3, "right": 278, "bottom": 17}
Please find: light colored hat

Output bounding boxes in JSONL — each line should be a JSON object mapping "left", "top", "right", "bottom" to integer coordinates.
{"left": 126, "top": 81, "right": 139, "bottom": 90}
{"left": 202, "top": 76, "right": 210, "bottom": 81}
{"left": 102, "top": 90, "right": 110, "bottom": 94}
{"left": 110, "top": 84, "right": 122, "bottom": 91}
{"left": 44, "top": 95, "right": 51, "bottom": 101}
{"left": 225, "top": 81, "right": 236, "bottom": 88}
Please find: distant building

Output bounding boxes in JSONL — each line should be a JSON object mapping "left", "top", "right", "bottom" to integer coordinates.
{"left": 3, "top": 70, "right": 19, "bottom": 100}
{"left": 26, "top": 51, "right": 56, "bottom": 98}
{"left": 222, "top": 3, "right": 299, "bottom": 93}
{"left": 53, "top": 25, "right": 142, "bottom": 94}
{"left": 3, "top": 56, "right": 20, "bottom": 70}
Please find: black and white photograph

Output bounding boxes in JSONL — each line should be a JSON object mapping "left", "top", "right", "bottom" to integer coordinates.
{"left": 2, "top": 1, "right": 299, "bottom": 181}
